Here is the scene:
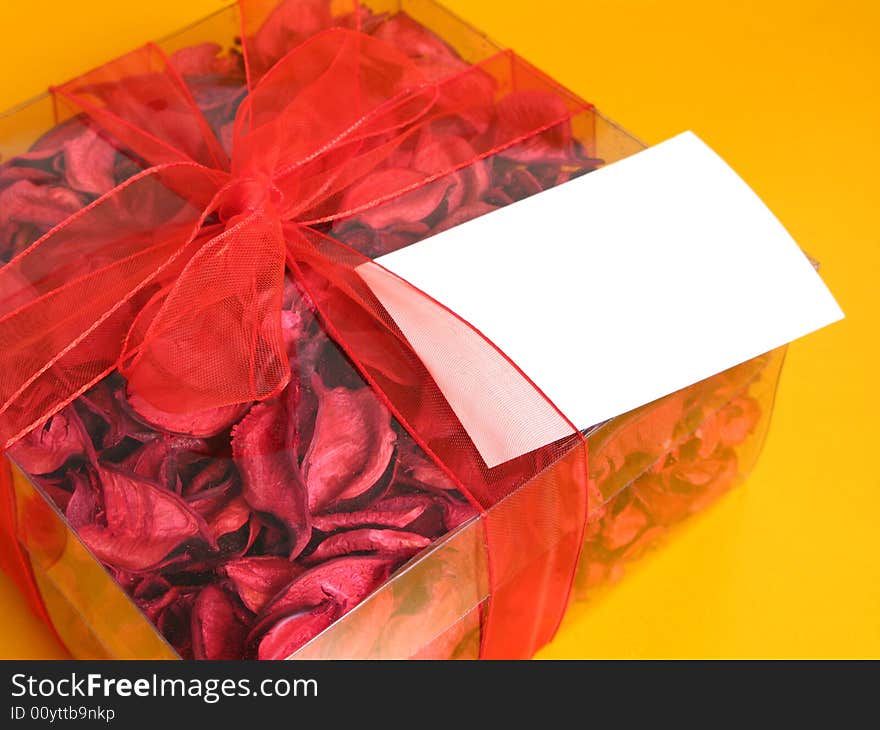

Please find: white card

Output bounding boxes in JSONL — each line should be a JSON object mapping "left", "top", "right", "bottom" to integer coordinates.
{"left": 361, "top": 131, "right": 843, "bottom": 467}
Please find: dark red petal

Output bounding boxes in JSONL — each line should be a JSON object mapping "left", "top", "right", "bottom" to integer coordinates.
{"left": 250, "top": 556, "right": 395, "bottom": 642}
{"left": 437, "top": 493, "right": 479, "bottom": 531}
{"left": 65, "top": 470, "right": 98, "bottom": 529}
{"left": 0, "top": 180, "right": 84, "bottom": 230}
{"left": 412, "top": 133, "right": 489, "bottom": 210}
{"left": 371, "top": 14, "right": 457, "bottom": 60}
{"left": 170, "top": 42, "right": 226, "bottom": 76}
{"left": 0, "top": 163, "right": 57, "bottom": 187}
{"left": 123, "top": 436, "right": 210, "bottom": 488}
{"left": 186, "top": 475, "right": 251, "bottom": 542}
{"left": 396, "top": 442, "right": 458, "bottom": 493}
{"left": 311, "top": 494, "right": 436, "bottom": 532}
{"left": 494, "top": 90, "right": 574, "bottom": 163}
{"left": 601, "top": 498, "right": 649, "bottom": 552}
{"left": 183, "top": 458, "right": 236, "bottom": 497}
{"left": 257, "top": 602, "right": 337, "bottom": 660}
{"left": 77, "top": 380, "right": 156, "bottom": 449}
{"left": 34, "top": 477, "right": 72, "bottom": 512}
{"left": 29, "top": 116, "right": 88, "bottom": 154}
{"left": 124, "top": 387, "right": 247, "bottom": 438}
{"left": 62, "top": 127, "right": 118, "bottom": 195}
{"left": 78, "top": 465, "right": 213, "bottom": 571}
{"left": 303, "top": 380, "right": 396, "bottom": 513}
{"left": 430, "top": 201, "right": 497, "bottom": 236}
{"left": 191, "top": 585, "right": 248, "bottom": 660}
{"left": 165, "top": 597, "right": 199, "bottom": 659}
{"left": 232, "top": 389, "right": 311, "bottom": 558}
{"left": 251, "top": 0, "right": 334, "bottom": 75}
{"left": 340, "top": 168, "right": 450, "bottom": 229}
{"left": 9, "top": 409, "right": 87, "bottom": 475}
{"left": 306, "top": 528, "right": 431, "bottom": 564}
{"left": 207, "top": 495, "right": 252, "bottom": 541}
{"left": 499, "top": 167, "right": 544, "bottom": 202}
{"left": 224, "top": 556, "right": 304, "bottom": 614}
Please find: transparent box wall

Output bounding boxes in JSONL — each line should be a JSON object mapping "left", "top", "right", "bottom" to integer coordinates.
{"left": 0, "top": 0, "right": 787, "bottom": 659}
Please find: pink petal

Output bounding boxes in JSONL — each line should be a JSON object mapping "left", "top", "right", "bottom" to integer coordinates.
{"left": 225, "top": 556, "right": 304, "bottom": 613}
{"left": 9, "top": 409, "right": 88, "bottom": 475}
{"left": 306, "top": 528, "right": 431, "bottom": 564}
{"left": 303, "top": 380, "right": 396, "bottom": 512}
{"left": 340, "top": 168, "right": 450, "bottom": 229}
{"left": 78, "top": 465, "right": 212, "bottom": 571}
{"left": 311, "top": 494, "right": 437, "bottom": 532}
{"left": 257, "top": 602, "right": 337, "bottom": 660}
{"left": 232, "top": 389, "right": 311, "bottom": 558}
{"left": 191, "top": 585, "right": 248, "bottom": 660}
{"left": 125, "top": 388, "right": 247, "bottom": 438}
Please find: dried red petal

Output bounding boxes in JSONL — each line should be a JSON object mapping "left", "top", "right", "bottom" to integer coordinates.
{"left": 134, "top": 578, "right": 183, "bottom": 622}
{"left": 157, "top": 591, "right": 197, "bottom": 659}
{"left": 412, "top": 133, "right": 489, "bottom": 211}
{"left": 331, "top": 219, "right": 430, "bottom": 258}
{"left": 620, "top": 525, "right": 667, "bottom": 561}
{"left": 61, "top": 127, "right": 117, "bottom": 195}
{"left": 232, "top": 390, "right": 311, "bottom": 558}
{"left": 602, "top": 498, "right": 649, "bottom": 552}
{"left": 179, "top": 460, "right": 230, "bottom": 498}
{"left": 340, "top": 168, "right": 451, "bottom": 229}
{"left": 77, "top": 380, "right": 156, "bottom": 448}
{"left": 717, "top": 397, "right": 761, "bottom": 446}
{"left": 499, "top": 167, "right": 544, "bottom": 202}
{"left": 311, "top": 493, "right": 437, "bottom": 532}
{"left": 249, "top": 555, "right": 395, "bottom": 642}
{"left": 372, "top": 14, "right": 457, "bottom": 61}
{"left": 251, "top": 0, "right": 334, "bottom": 75}
{"left": 191, "top": 585, "right": 248, "bottom": 660}
{"left": 123, "top": 436, "right": 209, "bottom": 488}
{"left": 0, "top": 179, "right": 84, "bottom": 229}
{"left": 78, "top": 465, "right": 213, "bottom": 571}
{"left": 494, "top": 90, "right": 574, "bottom": 163}
{"left": 303, "top": 380, "right": 396, "bottom": 512}
{"left": 396, "top": 442, "right": 457, "bottom": 493}
{"left": 65, "top": 471, "right": 97, "bottom": 529}
{"left": 33, "top": 477, "right": 72, "bottom": 512}
{"left": 430, "top": 202, "right": 497, "bottom": 235}
{"left": 437, "top": 493, "right": 479, "bottom": 531}
{"left": 0, "top": 162, "right": 57, "bottom": 187}
{"left": 125, "top": 388, "right": 247, "bottom": 437}
{"left": 188, "top": 481, "right": 251, "bottom": 543}
{"left": 9, "top": 410, "right": 87, "bottom": 475}
{"left": 671, "top": 452, "right": 732, "bottom": 487}
{"left": 257, "top": 602, "right": 337, "bottom": 660}
{"left": 224, "top": 556, "right": 304, "bottom": 613}
{"left": 307, "top": 528, "right": 430, "bottom": 564}
{"left": 170, "top": 43, "right": 238, "bottom": 77}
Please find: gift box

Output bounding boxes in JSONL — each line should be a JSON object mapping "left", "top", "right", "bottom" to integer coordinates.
{"left": 0, "top": 0, "right": 803, "bottom": 660}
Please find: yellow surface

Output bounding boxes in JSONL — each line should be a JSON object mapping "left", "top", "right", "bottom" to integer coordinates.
{"left": 0, "top": 0, "right": 877, "bottom": 659}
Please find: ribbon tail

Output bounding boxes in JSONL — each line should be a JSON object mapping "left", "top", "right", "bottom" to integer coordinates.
{"left": 284, "top": 223, "right": 588, "bottom": 658}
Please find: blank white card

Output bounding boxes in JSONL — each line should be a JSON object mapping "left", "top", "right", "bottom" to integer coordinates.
{"left": 361, "top": 132, "right": 843, "bottom": 467}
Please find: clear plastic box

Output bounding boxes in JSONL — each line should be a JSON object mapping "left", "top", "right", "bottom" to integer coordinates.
{"left": 0, "top": 0, "right": 787, "bottom": 659}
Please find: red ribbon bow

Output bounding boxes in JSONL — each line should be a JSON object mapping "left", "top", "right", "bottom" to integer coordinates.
{"left": 0, "top": 0, "right": 588, "bottom": 658}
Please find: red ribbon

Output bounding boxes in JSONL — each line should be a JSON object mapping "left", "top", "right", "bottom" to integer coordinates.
{"left": 0, "top": 0, "right": 588, "bottom": 658}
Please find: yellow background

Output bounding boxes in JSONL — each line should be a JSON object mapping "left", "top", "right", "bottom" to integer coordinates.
{"left": 0, "top": 0, "right": 876, "bottom": 659}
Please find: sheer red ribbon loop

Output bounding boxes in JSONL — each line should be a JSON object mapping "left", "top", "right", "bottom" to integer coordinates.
{"left": 0, "top": 0, "right": 590, "bottom": 658}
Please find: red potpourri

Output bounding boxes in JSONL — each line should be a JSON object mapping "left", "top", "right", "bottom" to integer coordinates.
{"left": 576, "top": 359, "right": 768, "bottom": 599}
{"left": 1, "top": 4, "right": 602, "bottom": 659}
